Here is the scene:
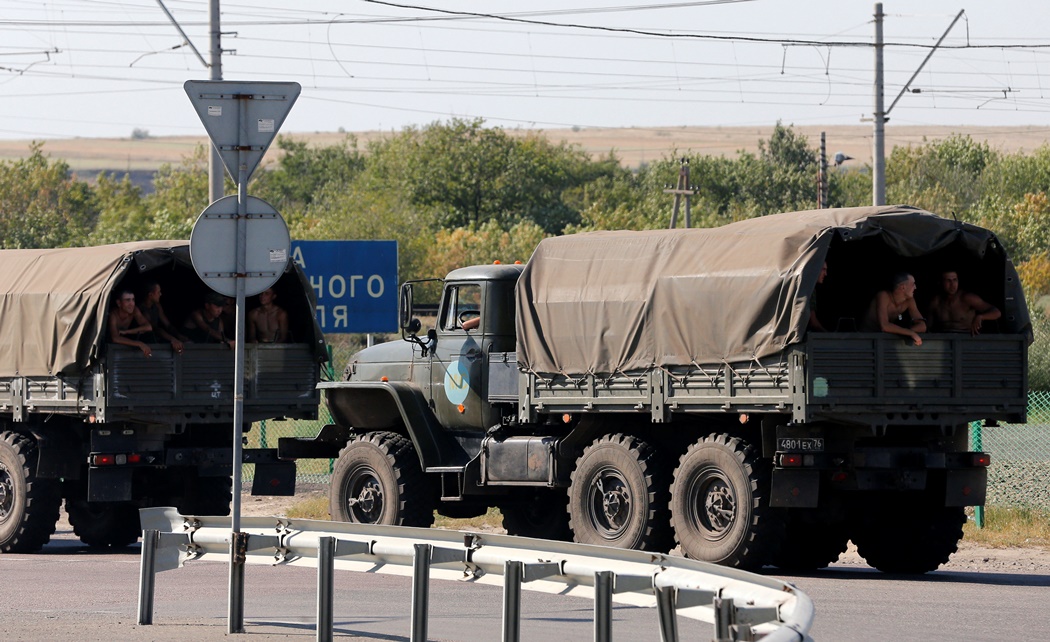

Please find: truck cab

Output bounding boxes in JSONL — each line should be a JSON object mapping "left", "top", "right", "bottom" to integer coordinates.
{"left": 422, "top": 264, "right": 521, "bottom": 432}
{"left": 325, "top": 264, "right": 523, "bottom": 470}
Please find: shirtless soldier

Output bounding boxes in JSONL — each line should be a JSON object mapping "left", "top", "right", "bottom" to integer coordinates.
{"left": 928, "top": 270, "right": 1001, "bottom": 335}
{"left": 861, "top": 272, "right": 927, "bottom": 346}
{"left": 109, "top": 289, "right": 152, "bottom": 357}
{"left": 248, "top": 287, "right": 289, "bottom": 343}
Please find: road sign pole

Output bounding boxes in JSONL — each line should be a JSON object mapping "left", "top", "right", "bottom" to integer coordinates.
{"left": 183, "top": 80, "right": 300, "bottom": 635}
{"left": 228, "top": 95, "right": 250, "bottom": 636}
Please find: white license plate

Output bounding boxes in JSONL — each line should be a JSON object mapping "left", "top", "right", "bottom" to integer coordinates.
{"left": 777, "top": 437, "right": 824, "bottom": 452}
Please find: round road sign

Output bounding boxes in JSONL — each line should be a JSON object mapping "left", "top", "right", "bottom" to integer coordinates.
{"left": 189, "top": 195, "right": 291, "bottom": 297}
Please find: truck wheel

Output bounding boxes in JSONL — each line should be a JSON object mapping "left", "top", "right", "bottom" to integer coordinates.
{"left": 330, "top": 432, "right": 434, "bottom": 528}
{"left": 769, "top": 508, "right": 849, "bottom": 571}
{"left": 500, "top": 489, "right": 572, "bottom": 541}
{"left": 670, "top": 433, "right": 778, "bottom": 570}
{"left": 852, "top": 501, "right": 966, "bottom": 574}
{"left": 66, "top": 500, "right": 142, "bottom": 548}
{"left": 568, "top": 433, "right": 673, "bottom": 551}
{"left": 0, "top": 431, "right": 61, "bottom": 553}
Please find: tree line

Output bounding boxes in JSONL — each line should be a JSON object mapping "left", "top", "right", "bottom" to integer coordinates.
{"left": 5, "top": 119, "right": 1050, "bottom": 302}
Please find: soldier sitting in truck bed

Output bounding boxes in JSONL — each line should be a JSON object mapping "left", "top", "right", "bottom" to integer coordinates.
{"left": 138, "top": 281, "right": 187, "bottom": 353}
{"left": 248, "top": 287, "right": 289, "bottom": 343}
{"left": 182, "top": 291, "right": 234, "bottom": 348}
{"left": 108, "top": 289, "right": 152, "bottom": 357}
{"left": 861, "top": 272, "right": 927, "bottom": 346}
{"left": 928, "top": 269, "right": 1001, "bottom": 335}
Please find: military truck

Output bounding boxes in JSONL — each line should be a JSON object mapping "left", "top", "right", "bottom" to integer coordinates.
{"left": 283, "top": 205, "right": 1029, "bottom": 573}
{"left": 0, "top": 241, "right": 326, "bottom": 553}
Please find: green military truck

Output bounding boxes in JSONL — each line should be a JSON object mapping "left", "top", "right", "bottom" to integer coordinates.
{"left": 284, "top": 205, "right": 1029, "bottom": 573}
{"left": 0, "top": 241, "right": 326, "bottom": 553}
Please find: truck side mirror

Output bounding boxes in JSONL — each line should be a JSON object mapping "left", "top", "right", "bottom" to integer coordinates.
{"left": 399, "top": 282, "right": 413, "bottom": 330}
{"left": 407, "top": 318, "right": 421, "bottom": 335}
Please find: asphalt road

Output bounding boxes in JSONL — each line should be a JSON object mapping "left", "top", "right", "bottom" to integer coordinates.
{"left": 1, "top": 528, "right": 667, "bottom": 642}
{"left": 3, "top": 527, "right": 1050, "bottom": 641}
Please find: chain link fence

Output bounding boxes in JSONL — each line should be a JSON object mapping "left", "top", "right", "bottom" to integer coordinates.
{"left": 973, "top": 391, "right": 1050, "bottom": 512}
{"left": 241, "top": 338, "right": 362, "bottom": 485}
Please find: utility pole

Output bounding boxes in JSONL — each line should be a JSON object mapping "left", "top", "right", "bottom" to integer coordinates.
{"left": 871, "top": 4, "right": 964, "bottom": 207}
{"left": 818, "top": 132, "right": 828, "bottom": 209}
{"left": 155, "top": 0, "right": 224, "bottom": 201}
{"left": 209, "top": 0, "right": 224, "bottom": 203}
{"left": 665, "top": 159, "right": 697, "bottom": 228}
{"left": 872, "top": 3, "right": 885, "bottom": 206}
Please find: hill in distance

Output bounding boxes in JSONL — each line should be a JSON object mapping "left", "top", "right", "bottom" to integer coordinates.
{"left": 1, "top": 124, "right": 1048, "bottom": 178}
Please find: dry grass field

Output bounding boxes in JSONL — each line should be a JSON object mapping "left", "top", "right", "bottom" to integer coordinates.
{"left": 2, "top": 124, "right": 1050, "bottom": 174}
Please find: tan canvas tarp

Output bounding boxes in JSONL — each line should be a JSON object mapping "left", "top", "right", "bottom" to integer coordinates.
{"left": 515, "top": 205, "right": 1029, "bottom": 375}
{"left": 0, "top": 241, "right": 187, "bottom": 377}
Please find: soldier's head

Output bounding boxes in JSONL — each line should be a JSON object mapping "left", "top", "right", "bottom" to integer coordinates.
{"left": 891, "top": 272, "right": 916, "bottom": 299}
{"left": 204, "top": 292, "right": 225, "bottom": 318}
{"left": 941, "top": 270, "right": 960, "bottom": 296}
{"left": 142, "top": 281, "right": 162, "bottom": 305}
{"left": 115, "top": 289, "right": 136, "bottom": 313}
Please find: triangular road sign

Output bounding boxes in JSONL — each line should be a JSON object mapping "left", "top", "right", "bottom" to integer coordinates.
{"left": 184, "top": 80, "right": 301, "bottom": 182}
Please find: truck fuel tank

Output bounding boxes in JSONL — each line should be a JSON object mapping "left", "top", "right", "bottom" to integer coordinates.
{"left": 480, "top": 434, "right": 557, "bottom": 485}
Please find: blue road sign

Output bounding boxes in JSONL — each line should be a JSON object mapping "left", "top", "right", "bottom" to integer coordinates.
{"left": 290, "top": 240, "right": 398, "bottom": 334}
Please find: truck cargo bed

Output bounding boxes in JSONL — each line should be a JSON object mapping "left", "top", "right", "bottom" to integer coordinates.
{"left": 510, "top": 333, "right": 1028, "bottom": 426}
{"left": 0, "top": 343, "right": 320, "bottom": 424}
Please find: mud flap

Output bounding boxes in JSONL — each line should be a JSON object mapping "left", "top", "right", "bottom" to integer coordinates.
{"left": 88, "top": 467, "right": 133, "bottom": 502}
{"left": 251, "top": 461, "right": 296, "bottom": 497}
{"left": 770, "top": 469, "right": 820, "bottom": 508}
{"left": 945, "top": 468, "right": 987, "bottom": 507}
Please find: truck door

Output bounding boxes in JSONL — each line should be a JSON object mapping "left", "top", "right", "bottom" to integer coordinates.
{"left": 431, "top": 282, "right": 490, "bottom": 431}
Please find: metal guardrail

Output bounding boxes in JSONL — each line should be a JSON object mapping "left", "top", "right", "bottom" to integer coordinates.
{"left": 138, "top": 507, "right": 814, "bottom": 642}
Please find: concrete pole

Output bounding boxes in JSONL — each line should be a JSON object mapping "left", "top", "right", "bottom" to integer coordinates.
{"left": 872, "top": 3, "right": 886, "bottom": 206}
{"left": 819, "top": 132, "right": 827, "bottom": 209}
{"left": 209, "top": 0, "right": 225, "bottom": 202}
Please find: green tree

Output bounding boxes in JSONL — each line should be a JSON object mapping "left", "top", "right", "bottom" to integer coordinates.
{"left": 0, "top": 143, "right": 96, "bottom": 248}
{"left": 290, "top": 178, "right": 437, "bottom": 283}
{"left": 976, "top": 192, "right": 1050, "bottom": 264}
{"left": 886, "top": 134, "right": 998, "bottom": 217}
{"left": 251, "top": 135, "right": 365, "bottom": 217}
{"left": 141, "top": 145, "right": 211, "bottom": 240}
{"left": 88, "top": 173, "right": 149, "bottom": 245}
{"left": 364, "top": 118, "right": 613, "bottom": 233}
{"left": 421, "top": 220, "right": 548, "bottom": 278}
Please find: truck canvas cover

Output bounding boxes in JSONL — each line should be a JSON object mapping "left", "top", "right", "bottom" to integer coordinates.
{"left": 516, "top": 205, "right": 1029, "bottom": 375}
{"left": 0, "top": 240, "right": 323, "bottom": 377}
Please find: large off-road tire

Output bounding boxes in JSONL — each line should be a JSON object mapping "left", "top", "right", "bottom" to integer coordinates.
{"left": 568, "top": 433, "right": 673, "bottom": 551}
{"left": 769, "top": 507, "right": 850, "bottom": 571}
{"left": 176, "top": 475, "right": 232, "bottom": 517}
{"left": 851, "top": 498, "right": 966, "bottom": 574}
{"left": 329, "top": 432, "right": 435, "bottom": 527}
{"left": 65, "top": 500, "right": 142, "bottom": 548}
{"left": 670, "top": 433, "right": 779, "bottom": 570}
{"left": 0, "top": 431, "right": 62, "bottom": 553}
{"left": 500, "top": 489, "right": 572, "bottom": 541}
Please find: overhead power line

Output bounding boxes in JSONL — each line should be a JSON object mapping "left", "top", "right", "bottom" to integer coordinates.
{"left": 360, "top": 0, "right": 1050, "bottom": 49}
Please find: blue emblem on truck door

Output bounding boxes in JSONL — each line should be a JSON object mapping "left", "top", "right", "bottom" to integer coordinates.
{"left": 444, "top": 358, "right": 470, "bottom": 405}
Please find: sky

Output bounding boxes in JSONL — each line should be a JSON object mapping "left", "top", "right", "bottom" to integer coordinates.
{"left": 3, "top": 0, "right": 1050, "bottom": 141}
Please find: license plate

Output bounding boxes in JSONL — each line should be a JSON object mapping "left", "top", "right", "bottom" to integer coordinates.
{"left": 777, "top": 437, "right": 824, "bottom": 452}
